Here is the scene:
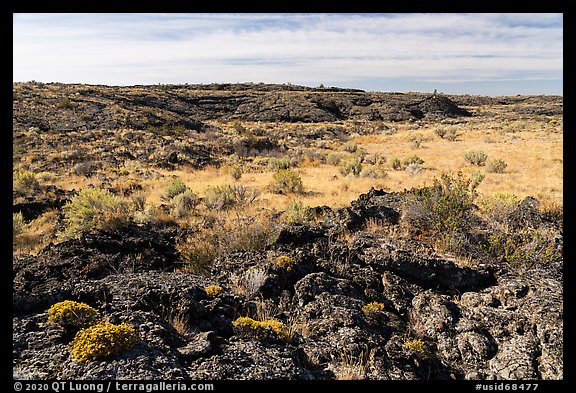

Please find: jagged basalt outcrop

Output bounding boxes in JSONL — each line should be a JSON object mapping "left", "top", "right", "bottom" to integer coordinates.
{"left": 13, "top": 187, "right": 562, "bottom": 380}
{"left": 13, "top": 83, "right": 471, "bottom": 133}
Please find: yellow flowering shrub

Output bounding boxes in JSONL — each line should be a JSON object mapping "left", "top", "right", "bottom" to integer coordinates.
{"left": 232, "top": 316, "right": 261, "bottom": 330}
{"left": 232, "top": 316, "right": 290, "bottom": 342}
{"left": 69, "top": 321, "right": 138, "bottom": 363}
{"left": 48, "top": 300, "right": 100, "bottom": 331}
{"left": 205, "top": 285, "right": 224, "bottom": 298}
{"left": 259, "top": 320, "right": 290, "bottom": 341}
{"left": 274, "top": 256, "right": 295, "bottom": 271}
{"left": 403, "top": 339, "right": 426, "bottom": 355}
{"left": 361, "top": 301, "right": 385, "bottom": 315}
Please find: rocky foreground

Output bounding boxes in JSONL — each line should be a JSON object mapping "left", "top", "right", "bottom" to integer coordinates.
{"left": 13, "top": 189, "right": 562, "bottom": 380}
{"left": 13, "top": 82, "right": 563, "bottom": 381}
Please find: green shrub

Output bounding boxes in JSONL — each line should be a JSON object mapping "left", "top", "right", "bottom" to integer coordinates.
{"left": 178, "top": 212, "right": 278, "bottom": 274}
{"left": 177, "top": 236, "right": 217, "bottom": 275}
{"left": 405, "top": 163, "right": 423, "bottom": 175}
{"left": 283, "top": 200, "right": 312, "bottom": 224}
{"left": 361, "top": 165, "right": 388, "bottom": 179}
{"left": 391, "top": 158, "right": 402, "bottom": 170}
{"left": 59, "top": 188, "right": 131, "bottom": 240}
{"left": 220, "top": 214, "right": 278, "bottom": 253}
{"left": 204, "top": 184, "right": 259, "bottom": 210}
{"left": 485, "top": 227, "right": 561, "bottom": 271}
{"left": 408, "top": 134, "right": 423, "bottom": 149}
{"left": 48, "top": 300, "right": 100, "bottom": 332}
{"left": 69, "top": 321, "right": 138, "bottom": 363}
{"left": 13, "top": 212, "right": 25, "bottom": 238}
{"left": 470, "top": 171, "right": 485, "bottom": 189}
{"left": 13, "top": 169, "right": 40, "bottom": 191}
{"left": 404, "top": 172, "right": 478, "bottom": 234}
{"left": 131, "top": 192, "right": 147, "bottom": 211}
{"left": 268, "top": 170, "right": 304, "bottom": 194}
{"left": 339, "top": 158, "right": 363, "bottom": 177}
{"left": 326, "top": 153, "right": 343, "bottom": 166}
{"left": 343, "top": 141, "right": 358, "bottom": 153}
{"left": 464, "top": 150, "right": 488, "bottom": 166}
{"left": 434, "top": 127, "right": 457, "bottom": 141}
{"left": 229, "top": 165, "right": 243, "bottom": 181}
{"left": 353, "top": 147, "right": 366, "bottom": 161}
{"left": 364, "top": 152, "right": 385, "bottom": 166}
{"left": 478, "top": 192, "right": 518, "bottom": 231}
{"left": 268, "top": 157, "right": 293, "bottom": 171}
{"left": 204, "top": 185, "right": 237, "bottom": 210}
{"left": 133, "top": 205, "right": 175, "bottom": 226}
{"left": 444, "top": 129, "right": 458, "bottom": 141}
{"left": 486, "top": 158, "right": 508, "bottom": 173}
{"left": 171, "top": 189, "right": 200, "bottom": 217}
{"left": 162, "top": 178, "right": 188, "bottom": 200}
{"left": 402, "top": 155, "right": 425, "bottom": 167}
{"left": 434, "top": 128, "right": 447, "bottom": 138}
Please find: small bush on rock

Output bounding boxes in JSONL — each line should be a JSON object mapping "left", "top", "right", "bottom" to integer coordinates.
{"left": 485, "top": 227, "right": 562, "bottom": 271}
{"left": 69, "top": 321, "right": 138, "bottom": 363}
{"left": 48, "top": 300, "right": 100, "bottom": 332}
{"left": 204, "top": 285, "right": 223, "bottom": 298}
{"left": 230, "top": 267, "right": 269, "bottom": 298}
{"left": 232, "top": 316, "right": 290, "bottom": 342}
{"left": 361, "top": 301, "right": 385, "bottom": 315}
{"left": 403, "top": 339, "right": 426, "bottom": 356}
{"left": 282, "top": 200, "right": 312, "bottom": 224}
{"left": 403, "top": 172, "right": 478, "bottom": 234}
{"left": 274, "top": 256, "right": 295, "bottom": 271}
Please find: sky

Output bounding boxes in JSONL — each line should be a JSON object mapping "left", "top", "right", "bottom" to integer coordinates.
{"left": 13, "top": 13, "right": 563, "bottom": 96}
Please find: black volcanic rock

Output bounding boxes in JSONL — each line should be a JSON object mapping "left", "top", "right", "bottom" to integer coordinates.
{"left": 13, "top": 83, "right": 473, "bottom": 132}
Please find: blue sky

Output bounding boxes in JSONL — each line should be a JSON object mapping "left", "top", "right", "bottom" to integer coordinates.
{"left": 13, "top": 13, "right": 563, "bottom": 95}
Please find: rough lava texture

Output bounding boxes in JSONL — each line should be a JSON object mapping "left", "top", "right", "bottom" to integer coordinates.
{"left": 13, "top": 188, "right": 562, "bottom": 380}
{"left": 12, "top": 83, "right": 562, "bottom": 381}
{"left": 13, "top": 82, "right": 473, "bottom": 135}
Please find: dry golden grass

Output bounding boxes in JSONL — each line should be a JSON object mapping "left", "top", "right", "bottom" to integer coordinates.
{"left": 333, "top": 347, "right": 375, "bottom": 380}
{"left": 347, "top": 120, "right": 562, "bottom": 206}
{"left": 43, "top": 114, "right": 562, "bottom": 215}
{"left": 13, "top": 209, "right": 59, "bottom": 255}
{"left": 246, "top": 120, "right": 557, "bottom": 210}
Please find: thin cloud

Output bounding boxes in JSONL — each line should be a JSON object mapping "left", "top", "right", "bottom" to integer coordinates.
{"left": 13, "top": 13, "right": 562, "bottom": 95}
